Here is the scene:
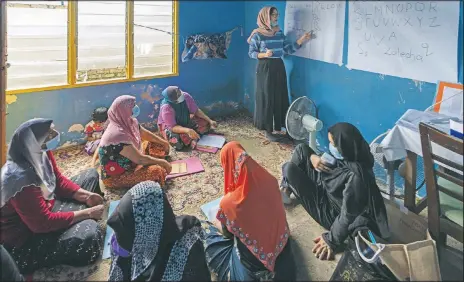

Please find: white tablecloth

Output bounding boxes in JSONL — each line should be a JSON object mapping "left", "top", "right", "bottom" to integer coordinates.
{"left": 381, "top": 120, "right": 463, "bottom": 170}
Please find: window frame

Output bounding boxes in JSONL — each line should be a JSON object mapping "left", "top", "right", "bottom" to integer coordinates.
{"left": 5, "top": 0, "right": 179, "bottom": 95}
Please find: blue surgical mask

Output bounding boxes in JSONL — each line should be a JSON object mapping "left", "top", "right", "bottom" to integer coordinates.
{"left": 43, "top": 132, "right": 61, "bottom": 151}
{"left": 132, "top": 105, "right": 140, "bottom": 118}
{"left": 329, "top": 143, "right": 343, "bottom": 160}
{"left": 176, "top": 93, "right": 185, "bottom": 104}
{"left": 271, "top": 22, "right": 278, "bottom": 27}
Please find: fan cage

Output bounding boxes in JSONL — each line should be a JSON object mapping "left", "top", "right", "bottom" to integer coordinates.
{"left": 370, "top": 133, "right": 426, "bottom": 200}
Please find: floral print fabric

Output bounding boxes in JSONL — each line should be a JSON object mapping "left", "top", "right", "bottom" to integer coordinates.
{"left": 161, "top": 116, "right": 210, "bottom": 151}
{"left": 98, "top": 142, "right": 167, "bottom": 189}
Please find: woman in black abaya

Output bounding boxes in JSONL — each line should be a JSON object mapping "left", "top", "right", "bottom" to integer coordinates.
{"left": 107, "top": 181, "right": 210, "bottom": 281}
{"left": 281, "top": 122, "right": 390, "bottom": 260}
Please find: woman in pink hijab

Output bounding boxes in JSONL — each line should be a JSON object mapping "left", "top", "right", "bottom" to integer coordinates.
{"left": 248, "top": 6, "right": 312, "bottom": 142}
{"left": 98, "top": 95, "right": 172, "bottom": 189}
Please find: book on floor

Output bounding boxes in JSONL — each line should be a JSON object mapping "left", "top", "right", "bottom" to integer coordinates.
{"left": 197, "top": 134, "right": 226, "bottom": 149}
{"left": 200, "top": 196, "right": 223, "bottom": 222}
{"left": 102, "top": 200, "right": 120, "bottom": 259}
{"left": 171, "top": 162, "right": 187, "bottom": 174}
{"left": 166, "top": 157, "right": 204, "bottom": 180}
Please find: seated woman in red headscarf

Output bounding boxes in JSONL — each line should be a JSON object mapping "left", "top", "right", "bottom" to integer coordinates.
{"left": 98, "top": 95, "right": 172, "bottom": 189}
{"left": 202, "top": 141, "right": 296, "bottom": 281}
{"left": 157, "top": 86, "right": 217, "bottom": 151}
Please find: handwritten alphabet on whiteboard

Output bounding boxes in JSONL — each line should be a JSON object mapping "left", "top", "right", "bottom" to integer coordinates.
{"left": 284, "top": 1, "right": 346, "bottom": 65}
{"left": 347, "top": 1, "right": 460, "bottom": 84}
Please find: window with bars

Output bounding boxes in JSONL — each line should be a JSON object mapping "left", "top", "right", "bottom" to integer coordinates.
{"left": 6, "top": 0, "right": 178, "bottom": 94}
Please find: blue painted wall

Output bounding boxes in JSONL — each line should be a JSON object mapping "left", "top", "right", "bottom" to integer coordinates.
{"left": 7, "top": 0, "right": 463, "bottom": 150}
{"left": 244, "top": 1, "right": 464, "bottom": 149}
{"left": 6, "top": 1, "right": 247, "bottom": 146}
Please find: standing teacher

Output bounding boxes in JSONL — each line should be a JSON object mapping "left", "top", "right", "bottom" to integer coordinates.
{"left": 248, "top": 6, "right": 312, "bottom": 142}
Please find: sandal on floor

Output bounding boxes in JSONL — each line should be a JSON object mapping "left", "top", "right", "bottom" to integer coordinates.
{"left": 265, "top": 132, "right": 280, "bottom": 142}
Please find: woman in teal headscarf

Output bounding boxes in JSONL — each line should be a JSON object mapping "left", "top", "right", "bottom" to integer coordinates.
{"left": 157, "top": 86, "right": 217, "bottom": 150}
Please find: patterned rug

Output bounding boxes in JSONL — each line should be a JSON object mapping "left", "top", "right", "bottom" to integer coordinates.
{"left": 32, "top": 113, "right": 296, "bottom": 281}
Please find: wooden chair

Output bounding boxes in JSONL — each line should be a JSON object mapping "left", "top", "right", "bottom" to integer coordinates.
{"left": 419, "top": 122, "right": 463, "bottom": 250}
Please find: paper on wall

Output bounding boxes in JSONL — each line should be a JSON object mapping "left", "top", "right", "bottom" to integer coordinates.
{"left": 346, "top": 1, "right": 460, "bottom": 83}
{"left": 284, "top": 1, "right": 346, "bottom": 65}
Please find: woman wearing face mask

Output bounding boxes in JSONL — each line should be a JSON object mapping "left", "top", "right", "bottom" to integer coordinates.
{"left": 157, "top": 86, "right": 217, "bottom": 151}
{"left": 107, "top": 181, "right": 211, "bottom": 281}
{"left": 0, "top": 118, "right": 105, "bottom": 274}
{"left": 248, "top": 7, "right": 312, "bottom": 142}
{"left": 98, "top": 95, "right": 172, "bottom": 189}
{"left": 281, "top": 123, "right": 389, "bottom": 261}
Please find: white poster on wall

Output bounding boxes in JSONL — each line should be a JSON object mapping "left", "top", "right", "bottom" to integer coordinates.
{"left": 284, "top": 1, "right": 346, "bottom": 65}
{"left": 347, "top": 1, "right": 460, "bottom": 84}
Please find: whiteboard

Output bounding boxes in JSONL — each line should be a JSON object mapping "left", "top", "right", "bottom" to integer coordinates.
{"left": 284, "top": 1, "right": 346, "bottom": 65}
{"left": 347, "top": 1, "right": 460, "bottom": 83}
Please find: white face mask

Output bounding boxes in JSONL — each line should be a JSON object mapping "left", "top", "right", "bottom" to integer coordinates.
{"left": 42, "top": 130, "right": 61, "bottom": 152}
{"left": 176, "top": 92, "right": 185, "bottom": 104}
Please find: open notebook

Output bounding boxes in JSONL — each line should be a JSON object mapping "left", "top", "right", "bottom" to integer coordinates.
{"left": 166, "top": 157, "right": 204, "bottom": 180}
{"left": 200, "top": 196, "right": 223, "bottom": 222}
{"left": 102, "top": 200, "right": 120, "bottom": 259}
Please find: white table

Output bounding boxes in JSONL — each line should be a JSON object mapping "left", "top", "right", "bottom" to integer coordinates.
{"left": 380, "top": 110, "right": 463, "bottom": 213}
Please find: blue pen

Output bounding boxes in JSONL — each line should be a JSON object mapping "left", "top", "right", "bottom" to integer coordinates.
{"left": 362, "top": 231, "right": 377, "bottom": 258}
{"left": 368, "top": 230, "right": 377, "bottom": 244}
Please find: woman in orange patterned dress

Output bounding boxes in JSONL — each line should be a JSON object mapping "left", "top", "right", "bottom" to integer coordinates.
{"left": 98, "top": 95, "right": 172, "bottom": 189}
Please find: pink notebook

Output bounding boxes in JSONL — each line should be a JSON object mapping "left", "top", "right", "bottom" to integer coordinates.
{"left": 195, "top": 145, "right": 219, "bottom": 154}
{"left": 166, "top": 157, "right": 204, "bottom": 180}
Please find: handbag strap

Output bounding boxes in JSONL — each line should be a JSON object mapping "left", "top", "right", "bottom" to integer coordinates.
{"left": 355, "top": 231, "right": 386, "bottom": 264}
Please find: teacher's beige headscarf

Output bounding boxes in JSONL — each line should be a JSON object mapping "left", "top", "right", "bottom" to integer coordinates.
{"left": 247, "top": 6, "right": 281, "bottom": 43}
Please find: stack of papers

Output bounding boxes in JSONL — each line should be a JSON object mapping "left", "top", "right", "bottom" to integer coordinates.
{"left": 197, "top": 134, "right": 226, "bottom": 149}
